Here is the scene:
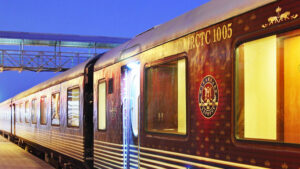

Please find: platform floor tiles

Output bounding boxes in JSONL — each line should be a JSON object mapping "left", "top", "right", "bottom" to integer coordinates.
{"left": 0, "top": 136, "right": 53, "bottom": 169}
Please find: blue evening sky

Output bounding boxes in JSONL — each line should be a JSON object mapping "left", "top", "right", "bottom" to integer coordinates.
{"left": 0, "top": 0, "right": 209, "bottom": 102}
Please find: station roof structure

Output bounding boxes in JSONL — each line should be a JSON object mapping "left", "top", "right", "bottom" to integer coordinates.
{"left": 0, "top": 31, "right": 130, "bottom": 72}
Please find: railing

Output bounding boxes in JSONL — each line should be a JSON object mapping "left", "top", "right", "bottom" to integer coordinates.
{"left": 0, "top": 49, "right": 97, "bottom": 72}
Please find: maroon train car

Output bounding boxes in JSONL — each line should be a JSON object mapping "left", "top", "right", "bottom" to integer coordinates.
{"left": 1, "top": 0, "right": 300, "bottom": 169}
{"left": 92, "top": 0, "right": 300, "bottom": 168}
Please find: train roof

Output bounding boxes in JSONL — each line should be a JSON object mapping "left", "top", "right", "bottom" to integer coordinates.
{"left": 12, "top": 57, "right": 94, "bottom": 101}
{"left": 94, "top": 0, "right": 276, "bottom": 70}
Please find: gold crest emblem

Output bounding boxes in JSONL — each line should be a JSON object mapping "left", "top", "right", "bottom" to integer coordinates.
{"left": 198, "top": 75, "right": 219, "bottom": 118}
{"left": 261, "top": 6, "right": 298, "bottom": 28}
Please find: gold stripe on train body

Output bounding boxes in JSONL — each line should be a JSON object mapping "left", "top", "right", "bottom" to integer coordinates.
{"left": 98, "top": 142, "right": 267, "bottom": 169}
{"left": 135, "top": 146, "right": 269, "bottom": 169}
{"left": 94, "top": 148, "right": 123, "bottom": 157}
{"left": 94, "top": 140, "right": 123, "bottom": 147}
{"left": 139, "top": 156, "right": 189, "bottom": 169}
{"left": 94, "top": 144, "right": 123, "bottom": 152}
{"left": 94, "top": 162, "right": 114, "bottom": 169}
{"left": 94, "top": 151, "right": 123, "bottom": 162}
{"left": 130, "top": 153, "right": 187, "bottom": 169}
{"left": 94, "top": 159, "right": 122, "bottom": 169}
{"left": 130, "top": 158, "right": 167, "bottom": 169}
{"left": 93, "top": 141, "right": 124, "bottom": 169}
{"left": 139, "top": 152, "right": 223, "bottom": 169}
{"left": 94, "top": 156, "right": 123, "bottom": 168}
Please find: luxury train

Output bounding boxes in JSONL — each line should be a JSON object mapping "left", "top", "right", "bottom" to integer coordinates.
{"left": 1, "top": 0, "right": 300, "bottom": 168}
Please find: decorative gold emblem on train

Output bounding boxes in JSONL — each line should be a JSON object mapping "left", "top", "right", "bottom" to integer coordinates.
{"left": 262, "top": 6, "right": 298, "bottom": 28}
{"left": 198, "top": 75, "right": 219, "bottom": 118}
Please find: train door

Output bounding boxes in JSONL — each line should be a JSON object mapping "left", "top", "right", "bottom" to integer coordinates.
{"left": 121, "top": 61, "right": 140, "bottom": 169}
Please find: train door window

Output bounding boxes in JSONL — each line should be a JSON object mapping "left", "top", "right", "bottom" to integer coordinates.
{"left": 51, "top": 92, "right": 60, "bottom": 126}
{"left": 67, "top": 87, "right": 80, "bottom": 127}
{"left": 25, "top": 101, "right": 30, "bottom": 123}
{"left": 31, "top": 99, "right": 37, "bottom": 124}
{"left": 40, "top": 96, "right": 47, "bottom": 125}
{"left": 145, "top": 58, "right": 187, "bottom": 135}
{"left": 19, "top": 103, "right": 23, "bottom": 123}
{"left": 235, "top": 29, "right": 300, "bottom": 144}
{"left": 98, "top": 81, "right": 106, "bottom": 130}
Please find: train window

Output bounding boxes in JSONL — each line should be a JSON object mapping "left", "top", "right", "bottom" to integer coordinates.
{"left": 235, "top": 29, "right": 300, "bottom": 144}
{"left": 145, "top": 58, "right": 186, "bottom": 135}
{"left": 98, "top": 81, "right": 106, "bottom": 130}
{"left": 51, "top": 92, "right": 60, "bottom": 126}
{"left": 25, "top": 101, "right": 30, "bottom": 123}
{"left": 40, "top": 96, "right": 47, "bottom": 125}
{"left": 19, "top": 103, "right": 23, "bottom": 123}
{"left": 31, "top": 99, "right": 37, "bottom": 124}
{"left": 67, "top": 87, "right": 80, "bottom": 127}
{"left": 15, "top": 104, "right": 19, "bottom": 122}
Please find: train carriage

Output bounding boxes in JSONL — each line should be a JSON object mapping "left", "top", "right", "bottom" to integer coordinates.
{"left": 1, "top": 0, "right": 300, "bottom": 168}
{"left": 0, "top": 58, "right": 100, "bottom": 168}
{"left": 92, "top": 0, "right": 300, "bottom": 168}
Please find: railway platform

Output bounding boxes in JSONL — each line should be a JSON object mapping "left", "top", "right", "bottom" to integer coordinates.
{"left": 0, "top": 136, "right": 53, "bottom": 169}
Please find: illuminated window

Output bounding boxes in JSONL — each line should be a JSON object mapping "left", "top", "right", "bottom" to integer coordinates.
{"left": 40, "top": 96, "right": 47, "bottom": 125}
{"left": 31, "top": 99, "right": 37, "bottom": 124}
{"left": 51, "top": 92, "right": 60, "bottom": 126}
{"left": 98, "top": 81, "right": 106, "bottom": 130}
{"left": 25, "top": 101, "right": 30, "bottom": 123}
{"left": 145, "top": 58, "right": 186, "bottom": 135}
{"left": 15, "top": 104, "right": 19, "bottom": 122}
{"left": 235, "top": 29, "right": 300, "bottom": 144}
{"left": 19, "top": 103, "right": 23, "bottom": 123}
{"left": 67, "top": 87, "right": 80, "bottom": 127}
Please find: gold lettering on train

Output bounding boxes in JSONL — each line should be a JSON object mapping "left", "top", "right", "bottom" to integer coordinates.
{"left": 189, "top": 23, "right": 232, "bottom": 50}
{"left": 205, "top": 30, "right": 211, "bottom": 45}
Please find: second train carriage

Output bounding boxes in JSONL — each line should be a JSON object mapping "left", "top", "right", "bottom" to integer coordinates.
{"left": 0, "top": 56, "right": 100, "bottom": 168}
{"left": 1, "top": 0, "right": 300, "bottom": 168}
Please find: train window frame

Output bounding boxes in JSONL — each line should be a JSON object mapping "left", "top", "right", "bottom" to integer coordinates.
{"left": 234, "top": 28, "right": 300, "bottom": 146}
{"left": 25, "top": 100, "right": 30, "bottom": 123}
{"left": 40, "top": 96, "right": 47, "bottom": 125}
{"left": 31, "top": 98, "right": 37, "bottom": 124}
{"left": 51, "top": 91, "right": 60, "bottom": 126}
{"left": 15, "top": 103, "right": 19, "bottom": 123}
{"left": 66, "top": 86, "right": 80, "bottom": 128}
{"left": 97, "top": 79, "right": 107, "bottom": 131}
{"left": 143, "top": 53, "right": 188, "bottom": 137}
{"left": 19, "top": 103, "right": 23, "bottom": 123}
